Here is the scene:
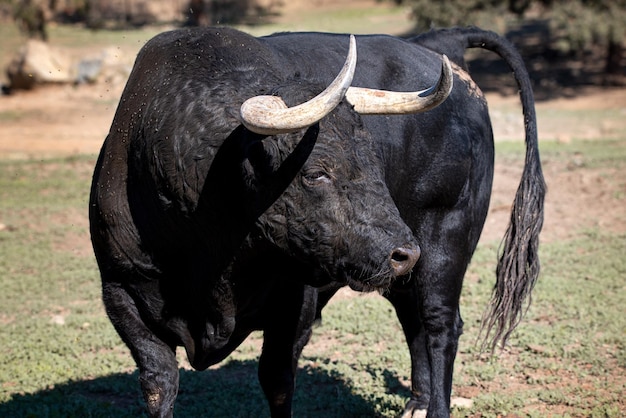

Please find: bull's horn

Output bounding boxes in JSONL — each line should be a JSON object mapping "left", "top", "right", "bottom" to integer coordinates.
{"left": 345, "top": 55, "right": 453, "bottom": 115}
{"left": 240, "top": 35, "right": 357, "bottom": 135}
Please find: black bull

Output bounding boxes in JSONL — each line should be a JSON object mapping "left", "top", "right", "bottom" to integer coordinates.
{"left": 89, "top": 26, "right": 545, "bottom": 417}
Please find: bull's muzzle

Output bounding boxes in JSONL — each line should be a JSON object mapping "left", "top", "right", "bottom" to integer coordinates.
{"left": 389, "top": 244, "right": 420, "bottom": 277}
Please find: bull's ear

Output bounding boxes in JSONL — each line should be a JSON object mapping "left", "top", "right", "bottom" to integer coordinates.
{"left": 243, "top": 131, "right": 274, "bottom": 180}
{"left": 238, "top": 124, "right": 268, "bottom": 141}
{"left": 241, "top": 123, "right": 318, "bottom": 178}
{"left": 244, "top": 124, "right": 320, "bottom": 212}
{"left": 218, "top": 124, "right": 267, "bottom": 162}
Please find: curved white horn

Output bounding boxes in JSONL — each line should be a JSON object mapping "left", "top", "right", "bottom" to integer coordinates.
{"left": 345, "top": 55, "right": 453, "bottom": 115}
{"left": 240, "top": 35, "right": 357, "bottom": 135}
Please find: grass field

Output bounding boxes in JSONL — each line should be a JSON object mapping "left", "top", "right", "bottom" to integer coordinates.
{"left": 1, "top": 3, "right": 625, "bottom": 416}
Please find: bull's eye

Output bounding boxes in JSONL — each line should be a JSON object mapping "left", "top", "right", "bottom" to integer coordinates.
{"left": 303, "top": 170, "right": 332, "bottom": 185}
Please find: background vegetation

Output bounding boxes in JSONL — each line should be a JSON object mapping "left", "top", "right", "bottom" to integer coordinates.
{"left": 397, "top": 0, "right": 626, "bottom": 83}
{"left": 1, "top": 0, "right": 624, "bottom": 87}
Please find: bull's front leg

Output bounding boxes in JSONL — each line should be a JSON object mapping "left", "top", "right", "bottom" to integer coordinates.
{"left": 103, "top": 282, "right": 179, "bottom": 418}
{"left": 419, "top": 286, "right": 464, "bottom": 418}
{"left": 387, "top": 254, "right": 466, "bottom": 418}
{"left": 258, "top": 282, "right": 318, "bottom": 418}
{"left": 386, "top": 287, "right": 431, "bottom": 417}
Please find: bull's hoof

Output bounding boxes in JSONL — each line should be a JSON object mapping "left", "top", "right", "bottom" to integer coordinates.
{"left": 400, "top": 399, "right": 427, "bottom": 418}
{"left": 400, "top": 407, "right": 427, "bottom": 418}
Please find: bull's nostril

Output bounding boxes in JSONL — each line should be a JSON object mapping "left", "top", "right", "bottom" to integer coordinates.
{"left": 392, "top": 251, "right": 409, "bottom": 263}
{"left": 389, "top": 245, "right": 420, "bottom": 276}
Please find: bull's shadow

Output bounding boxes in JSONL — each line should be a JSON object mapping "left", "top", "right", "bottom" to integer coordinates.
{"left": 0, "top": 359, "right": 410, "bottom": 417}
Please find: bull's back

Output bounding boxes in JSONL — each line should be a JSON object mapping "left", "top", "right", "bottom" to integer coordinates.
{"left": 263, "top": 32, "right": 444, "bottom": 92}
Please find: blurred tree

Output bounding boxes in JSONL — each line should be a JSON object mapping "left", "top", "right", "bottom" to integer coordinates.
{"left": 12, "top": 0, "right": 48, "bottom": 41}
{"left": 402, "top": 0, "right": 509, "bottom": 32}
{"left": 185, "top": 0, "right": 208, "bottom": 26}
{"left": 398, "top": 0, "right": 625, "bottom": 82}
{"left": 5, "top": 0, "right": 283, "bottom": 31}
{"left": 543, "top": 0, "right": 625, "bottom": 81}
{"left": 184, "top": 0, "right": 282, "bottom": 26}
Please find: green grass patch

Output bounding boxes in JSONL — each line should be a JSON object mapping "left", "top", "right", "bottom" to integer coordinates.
{"left": 496, "top": 137, "right": 626, "bottom": 169}
{"left": 0, "top": 109, "right": 26, "bottom": 123}
{"left": 234, "top": 3, "right": 413, "bottom": 37}
{"left": 452, "top": 231, "right": 626, "bottom": 417}
{"left": 47, "top": 25, "right": 163, "bottom": 50}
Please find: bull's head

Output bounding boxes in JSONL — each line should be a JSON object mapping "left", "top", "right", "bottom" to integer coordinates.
{"left": 238, "top": 36, "right": 453, "bottom": 291}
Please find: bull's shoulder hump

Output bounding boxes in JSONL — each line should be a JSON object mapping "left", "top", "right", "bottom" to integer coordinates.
{"left": 137, "top": 27, "right": 268, "bottom": 64}
{"left": 142, "top": 26, "right": 257, "bottom": 48}
{"left": 259, "top": 32, "right": 351, "bottom": 61}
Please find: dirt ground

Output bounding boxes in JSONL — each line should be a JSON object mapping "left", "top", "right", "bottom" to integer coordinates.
{"left": 480, "top": 87, "right": 626, "bottom": 244}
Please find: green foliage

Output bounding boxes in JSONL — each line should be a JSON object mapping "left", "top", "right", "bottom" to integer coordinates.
{"left": 496, "top": 137, "right": 626, "bottom": 168}
{"left": 401, "top": 0, "right": 626, "bottom": 79}
{"left": 548, "top": 0, "right": 626, "bottom": 51}
{"left": 406, "top": 0, "right": 510, "bottom": 32}
{"left": 10, "top": 0, "right": 48, "bottom": 40}
{"left": 403, "top": 0, "right": 626, "bottom": 46}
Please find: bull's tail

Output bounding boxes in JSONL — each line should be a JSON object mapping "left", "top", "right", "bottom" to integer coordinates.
{"left": 417, "top": 28, "right": 547, "bottom": 350}
{"left": 412, "top": 29, "right": 546, "bottom": 350}
{"left": 464, "top": 29, "right": 546, "bottom": 351}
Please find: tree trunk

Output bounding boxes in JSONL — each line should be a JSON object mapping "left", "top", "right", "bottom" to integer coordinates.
{"left": 185, "top": 0, "right": 210, "bottom": 26}
{"left": 605, "top": 41, "right": 624, "bottom": 74}
{"left": 605, "top": 31, "right": 625, "bottom": 85}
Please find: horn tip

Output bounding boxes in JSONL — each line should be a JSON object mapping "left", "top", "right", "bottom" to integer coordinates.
{"left": 440, "top": 54, "right": 453, "bottom": 95}
{"left": 348, "top": 34, "right": 357, "bottom": 60}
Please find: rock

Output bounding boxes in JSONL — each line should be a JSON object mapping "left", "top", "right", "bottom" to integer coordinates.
{"left": 50, "top": 314, "right": 66, "bottom": 325}
{"left": 5, "top": 40, "right": 132, "bottom": 91}
{"left": 6, "top": 39, "right": 74, "bottom": 90}
{"left": 76, "top": 58, "right": 103, "bottom": 84}
{"left": 451, "top": 396, "right": 474, "bottom": 408}
{"left": 76, "top": 47, "right": 131, "bottom": 86}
